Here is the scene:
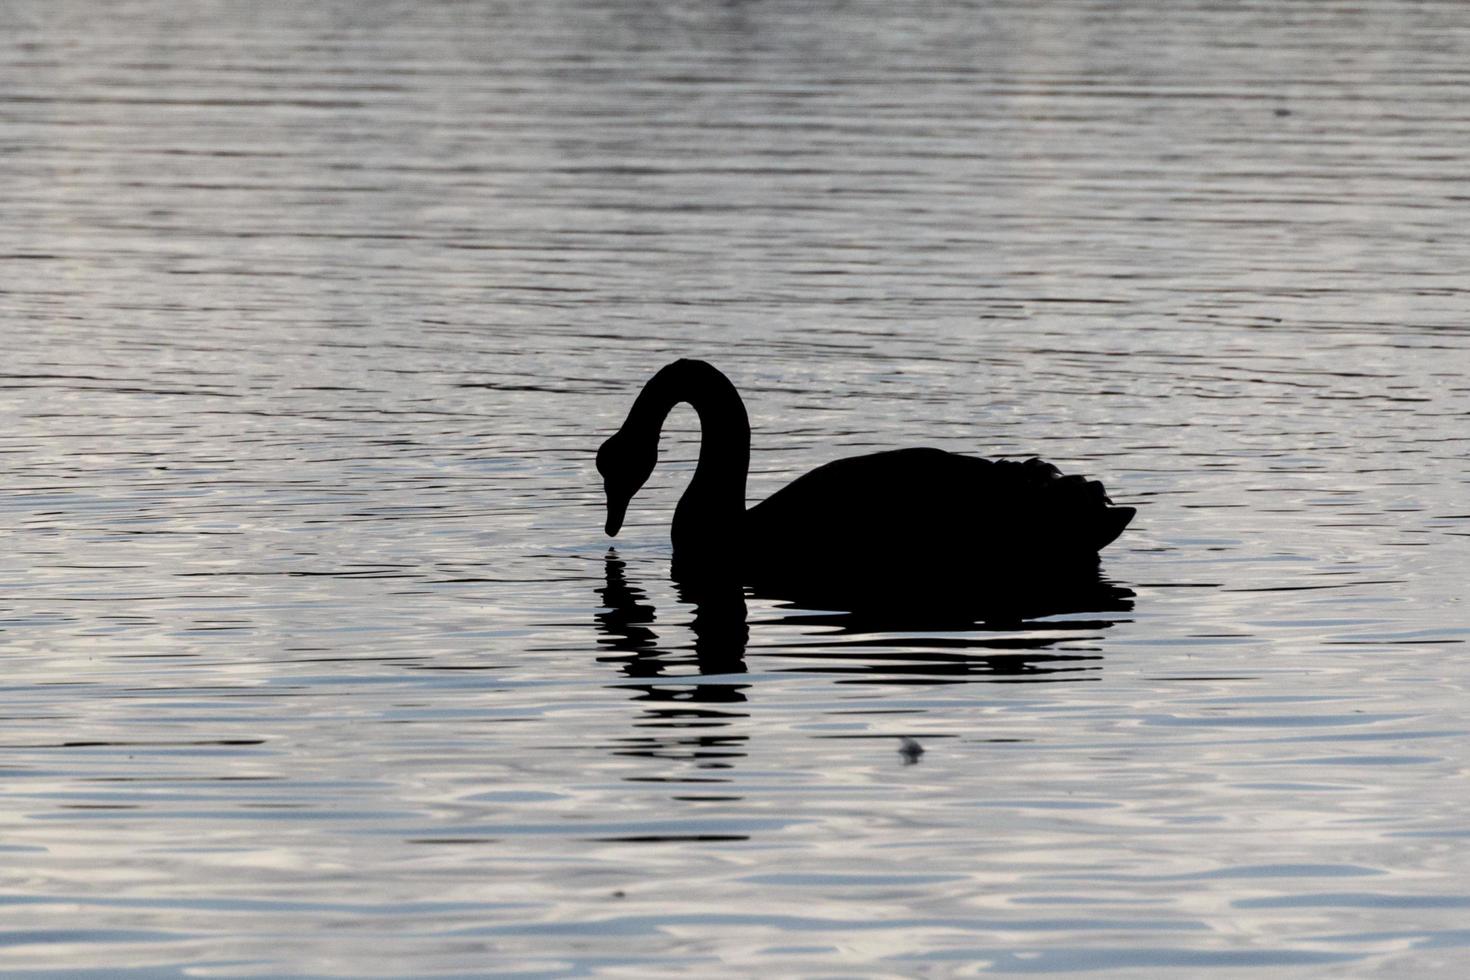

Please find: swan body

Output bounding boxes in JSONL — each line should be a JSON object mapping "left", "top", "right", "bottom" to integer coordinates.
{"left": 597, "top": 359, "right": 1134, "bottom": 588}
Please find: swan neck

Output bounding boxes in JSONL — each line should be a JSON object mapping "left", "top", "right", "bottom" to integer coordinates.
{"left": 626, "top": 359, "right": 750, "bottom": 512}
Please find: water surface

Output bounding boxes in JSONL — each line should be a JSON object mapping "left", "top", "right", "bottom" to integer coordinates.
{"left": 2, "top": 1, "right": 1469, "bottom": 976}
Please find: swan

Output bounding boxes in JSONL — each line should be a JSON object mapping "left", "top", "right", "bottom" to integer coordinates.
{"left": 596, "top": 359, "right": 1134, "bottom": 588}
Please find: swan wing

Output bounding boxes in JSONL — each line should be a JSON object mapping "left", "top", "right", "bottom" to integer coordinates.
{"left": 746, "top": 448, "right": 1133, "bottom": 563}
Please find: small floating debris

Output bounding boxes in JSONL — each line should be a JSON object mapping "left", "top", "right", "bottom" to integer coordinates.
{"left": 898, "top": 737, "right": 925, "bottom": 765}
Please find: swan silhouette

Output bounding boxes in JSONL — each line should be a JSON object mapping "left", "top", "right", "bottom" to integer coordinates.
{"left": 596, "top": 359, "right": 1134, "bottom": 590}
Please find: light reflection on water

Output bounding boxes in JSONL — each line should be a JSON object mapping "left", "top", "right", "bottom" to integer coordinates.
{"left": 2, "top": 0, "right": 1469, "bottom": 975}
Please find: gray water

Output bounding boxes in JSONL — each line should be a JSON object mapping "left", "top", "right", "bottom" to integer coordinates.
{"left": 3, "top": 1, "right": 1469, "bottom": 976}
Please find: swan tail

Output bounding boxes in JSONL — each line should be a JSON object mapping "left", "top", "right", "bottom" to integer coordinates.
{"left": 1092, "top": 505, "right": 1135, "bottom": 552}
{"left": 1020, "top": 458, "right": 1133, "bottom": 553}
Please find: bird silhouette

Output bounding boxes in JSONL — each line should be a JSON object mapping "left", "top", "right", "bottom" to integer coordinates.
{"left": 597, "top": 359, "right": 1134, "bottom": 596}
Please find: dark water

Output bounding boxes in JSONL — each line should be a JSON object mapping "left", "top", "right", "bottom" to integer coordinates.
{"left": 3, "top": 1, "right": 1469, "bottom": 975}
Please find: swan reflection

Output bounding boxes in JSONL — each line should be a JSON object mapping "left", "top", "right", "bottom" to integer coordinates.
{"left": 596, "top": 549, "right": 1134, "bottom": 686}
{"left": 593, "top": 551, "right": 1133, "bottom": 786}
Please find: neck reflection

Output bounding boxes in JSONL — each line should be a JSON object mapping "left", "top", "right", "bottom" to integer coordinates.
{"left": 596, "top": 550, "right": 750, "bottom": 675}
{"left": 596, "top": 550, "right": 751, "bottom": 786}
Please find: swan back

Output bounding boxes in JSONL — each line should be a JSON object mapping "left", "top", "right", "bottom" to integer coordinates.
{"left": 744, "top": 448, "right": 1134, "bottom": 573}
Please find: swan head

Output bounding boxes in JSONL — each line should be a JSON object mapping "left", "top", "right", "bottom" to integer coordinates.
{"left": 596, "top": 431, "right": 655, "bottom": 537}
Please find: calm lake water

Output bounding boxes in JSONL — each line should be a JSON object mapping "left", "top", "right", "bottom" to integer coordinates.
{"left": 3, "top": 1, "right": 1469, "bottom": 976}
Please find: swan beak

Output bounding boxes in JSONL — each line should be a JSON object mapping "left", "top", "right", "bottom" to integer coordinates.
{"left": 604, "top": 492, "right": 628, "bottom": 537}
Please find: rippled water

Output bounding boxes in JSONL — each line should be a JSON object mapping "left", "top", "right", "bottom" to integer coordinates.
{"left": 3, "top": 1, "right": 1469, "bottom": 975}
